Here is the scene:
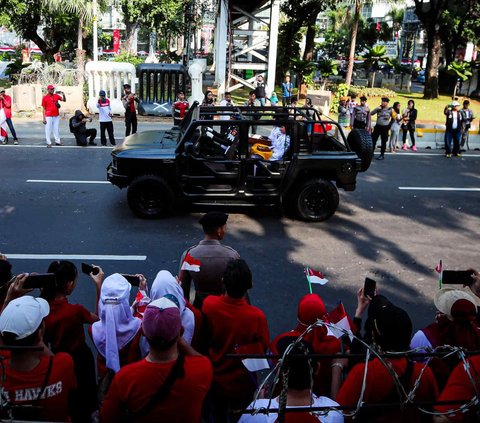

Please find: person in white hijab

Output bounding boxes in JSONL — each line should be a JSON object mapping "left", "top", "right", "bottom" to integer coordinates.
{"left": 92, "top": 273, "right": 141, "bottom": 373}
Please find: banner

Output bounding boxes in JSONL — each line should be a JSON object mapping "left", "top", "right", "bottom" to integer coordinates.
{"left": 113, "top": 29, "right": 121, "bottom": 55}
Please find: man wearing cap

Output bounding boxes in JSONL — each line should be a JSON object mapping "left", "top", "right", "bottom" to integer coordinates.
{"left": 370, "top": 97, "right": 392, "bottom": 160}
{"left": 100, "top": 297, "right": 212, "bottom": 422}
{"left": 0, "top": 296, "right": 77, "bottom": 421}
{"left": 98, "top": 89, "right": 116, "bottom": 146}
{"left": 179, "top": 211, "right": 240, "bottom": 310}
{"left": 350, "top": 95, "right": 371, "bottom": 130}
{"left": 41, "top": 85, "right": 66, "bottom": 147}
{"left": 122, "top": 84, "right": 139, "bottom": 136}
{"left": 0, "top": 89, "right": 18, "bottom": 144}
{"left": 444, "top": 101, "right": 463, "bottom": 157}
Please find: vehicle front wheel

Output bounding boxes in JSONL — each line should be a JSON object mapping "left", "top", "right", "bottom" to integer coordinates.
{"left": 127, "top": 175, "right": 174, "bottom": 219}
{"left": 293, "top": 178, "right": 339, "bottom": 222}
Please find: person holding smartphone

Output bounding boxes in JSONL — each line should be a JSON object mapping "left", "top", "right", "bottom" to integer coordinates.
{"left": 444, "top": 101, "right": 463, "bottom": 157}
{"left": 70, "top": 110, "right": 97, "bottom": 146}
{"left": 41, "top": 85, "right": 66, "bottom": 147}
{"left": 122, "top": 84, "right": 139, "bottom": 136}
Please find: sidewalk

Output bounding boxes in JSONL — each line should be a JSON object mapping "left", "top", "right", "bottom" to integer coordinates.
{"left": 3, "top": 115, "right": 174, "bottom": 146}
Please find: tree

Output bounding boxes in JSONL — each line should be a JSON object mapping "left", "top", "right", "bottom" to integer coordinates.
{"left": 447, "top": 60, "right": 473, "bottom": 98}
{"left": 316, "top": 59, "right": 338, "bottom": 89}
{"left": 363, "top": 45, "right": 388, "bottom": 87}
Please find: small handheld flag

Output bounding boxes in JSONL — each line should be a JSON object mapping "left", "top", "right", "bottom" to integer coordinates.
{"left": 435, "top": 259, "right": 443, "bottom": 289}
{"left": 326, "top": 302, "right": 354, "bottom": 341}
{"left": 181, "top": 252, "right": 201, "bottom": 272}
{"left": 304, "top": 267, "right": 329, "bottom": 293}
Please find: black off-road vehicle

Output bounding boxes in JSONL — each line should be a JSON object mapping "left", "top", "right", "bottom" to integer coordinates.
{"left": 107, "top": 103, "right": 373, "bottom": 221}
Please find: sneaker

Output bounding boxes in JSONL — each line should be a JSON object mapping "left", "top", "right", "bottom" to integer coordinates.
{"left": 13, "top": 140, "right": 18, "bottom": 145}
{"left": 402, "top": 144, "right": 407, "bottom": 150}
{"left": 455, "top": 153, "right": 462, "bottom": 157}
{"left": 47, "top": 144, "right": 52, "bottom": 148}
{"left": 55, "top": 142, "right": 64, "bottom": 146}
{"left": 376, "top": 154, "right": 385, "bottom": 160}
{"left": 445, "top": 154, "right": 451, "bottom": 158}
{"left": 412, "top": 145, "right": 417, "bottom": 152}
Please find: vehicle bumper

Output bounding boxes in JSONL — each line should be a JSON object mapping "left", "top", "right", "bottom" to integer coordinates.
{"left": 107, "top": 163, "right": 129, "bottom": 188}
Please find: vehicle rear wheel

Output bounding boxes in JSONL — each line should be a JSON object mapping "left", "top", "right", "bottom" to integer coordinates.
{"left": 347, "top": 129, "right": 373, "bottom": 172}
{"left": 127, "top": 175, "right": 174, "bottom": 218}
{"left": 294, "top": 178, "right": 339, "bottom": 222}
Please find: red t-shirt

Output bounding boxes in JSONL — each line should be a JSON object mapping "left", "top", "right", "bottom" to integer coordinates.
{"left": 1, "top": 352, "right": 76, "bottom": 422}
{"left": 42, "top": 93, "right": 62, "bottom": 117}
{"left": 44, "top": 297, "right": 95, "bottom": 353}
{"left": 173, "top": 100, "right": 189, "bottom": 118}
{"left": 100, "top": 355, "right": 212, "bottom": 423}
{"left": 202, "top": 295, "right": 270, "bottom": 398}
{"left": 435, "top": 355, "right": 480, "bottom": 421}
{"left": 337, "top": 358, "right": 438, "bottom": 419}
{"left": 0, "top": 94, "right": 12, "bottom": 118}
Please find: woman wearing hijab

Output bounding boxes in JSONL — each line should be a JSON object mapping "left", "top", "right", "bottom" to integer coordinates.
{"left": 91, "top": 274, "right": 142, "bottom": 379}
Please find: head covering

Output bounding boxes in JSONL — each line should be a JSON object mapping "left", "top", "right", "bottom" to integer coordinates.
{"left": 99, "top": 90, "right": 106, "bottom": 96}
{"left": 434, "top": 288, "right": 477, "bottom": 319}
{"left": 92, "top": 274, "right": 141, "bottom": 372}
{"left": 150, "top": 270, "right": 194, "bottom": 344}
{"left": 142, "top": 297, "right": 182, "bottom": 342}
{"left": 123, "top": 84, "right": 131, "bottom": 89}
{"left": 360, "top": 96, "right": 367, "bottom": 101}
{"left": 198, "top": 211, "right": 228, "bottom": 228}
{"left": 0, "top": 296, "right": 49, "bottom": 340}
{"left": 47, "top": 85, "right": 54, "bottom": 90}
{"left": 372, "top": 302, "right": 412, "bottom": 351}
{"left": 452, "top": 101, "right": 460, "bottom": 107}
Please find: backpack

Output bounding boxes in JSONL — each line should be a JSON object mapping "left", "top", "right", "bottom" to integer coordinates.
{"left": 69, "top": 116, "right": 75, "bottom": 134}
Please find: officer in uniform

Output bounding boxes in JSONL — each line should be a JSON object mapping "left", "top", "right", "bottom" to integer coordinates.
{"left": 179, "top": 211, "right": 240, "bottom": 310}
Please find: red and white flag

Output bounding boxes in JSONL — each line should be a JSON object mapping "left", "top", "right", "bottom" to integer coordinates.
{"left": 181, "top": 252, "right": 201, "bottom": 272}
{"left": 326, "top": 303, "right": 354, "bottom": 341}
{"left": 304, "top": 267, "right": 329, "bottom": 285}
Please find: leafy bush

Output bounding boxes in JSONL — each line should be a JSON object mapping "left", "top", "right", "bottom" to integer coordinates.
{"left": 113, "top": 53, "right": 144, "bottom": 67}
{"left": 331, "top": 83, "right": 350, "bottom": 112}
{"left": 348, "top": 86, "right": 396, "bottom": 98}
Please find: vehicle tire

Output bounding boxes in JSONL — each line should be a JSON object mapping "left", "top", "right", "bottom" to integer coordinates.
{"left": 347, "top": 129, "right": 373, "bottom": 172}
{"left": 294, "top": 178, "right": 339, "bottom": 222}
{"left": 127, "top": 175, "right": 174, "bottom": 219}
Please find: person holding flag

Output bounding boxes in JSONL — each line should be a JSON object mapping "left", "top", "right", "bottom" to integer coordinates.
{"left": 179, "top": 211, "right": 240, "bottom": 310}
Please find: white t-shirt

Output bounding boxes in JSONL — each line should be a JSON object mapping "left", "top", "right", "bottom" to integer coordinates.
{"left": 268, "top": 127, "right": 290, "bottom": 161}
{"left": 238, "top": 396, "right": 344, "bottom": 423}
{"left": 219, "top": 99, "right": 235, "bottom": 121}
{"left": 98, "top": 99, "right": 112, "bottom": 123}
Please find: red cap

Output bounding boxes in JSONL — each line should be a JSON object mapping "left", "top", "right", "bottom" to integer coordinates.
{"left": 47, "top": 85, "right": 54, "bottom": 90}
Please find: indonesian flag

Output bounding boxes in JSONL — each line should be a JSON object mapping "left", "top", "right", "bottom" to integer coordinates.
{"left": 326, "top": 303, "right": 354, "bottom": 341}
{"left": 181, "top": 252, "right": 201, "bottom": 272}
{"left": 376, "top": 20, "right": 381, "bottom": 32}
{"left": 304, "top": 267, "right": 329, "bottom": 285}
{"left": 0, "top": 108, "right": 7, "bottom": 142}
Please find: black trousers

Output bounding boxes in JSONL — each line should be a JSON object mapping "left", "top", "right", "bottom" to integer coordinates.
{"left": 402, "top": 124, "right": 416, "bottom": 146}
{"left": 125, "top": 110, "right": 137, "bottom": 136}
{"left": 75, "top": 128, "right": 97, "bottom": 146}
{"left": 372, "top": 124, "right": 389, "bottom": 155}
{"left": 100, "top": 121, "right": 115, "bottom": 145}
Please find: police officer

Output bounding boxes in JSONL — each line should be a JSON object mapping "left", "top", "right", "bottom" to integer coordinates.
{"left": 179, "top": 211, "right": 240, "bottom": 310}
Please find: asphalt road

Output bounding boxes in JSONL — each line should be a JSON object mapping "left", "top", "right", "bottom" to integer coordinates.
{"left": 1, "top": 144, "right": 480, "bottom": 339}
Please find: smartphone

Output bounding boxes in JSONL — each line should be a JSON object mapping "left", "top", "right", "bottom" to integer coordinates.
{"left": 364, "top": 277, "right": 377, "bottom": 299}
{"left": 24, "top": 273, "right": 56, "bottom": 290}
{"left": 120, "top": 274, "right": 140, "bottom": 287}
{"left": 442, "top": 270, "right": 473, "bottom": 285}
{"left": 81, "top": 263, "right": 100, "bottom": 276}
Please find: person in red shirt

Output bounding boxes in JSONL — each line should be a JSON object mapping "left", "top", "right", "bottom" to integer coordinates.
{"left": 202, "top": 258, "right": 270, "bottom": 421}
{"left": 101, "top": 296, "right": 213, "bottom": 423}
{"left": 336, "top": 301, "right": 439, "bottom": 422}
{"left": 0, "top": 295, "right": 76, "bottom": 421}
{"left": 173, "top": 91, "right": 189, "bottom": 126}
{"left": 0, "top": 89, "right": 18, "bottom": 144}
{"left": 433, "top": 355, "right": 480, "bottom": 422}
{"left": 41, "top": 84, "right": 66, "bottom": 147}
{"left": 41, "top": 260, "right": 103, "bottom": 421}
{"left": 122, "top": 83, "right": 139, "bottom": 136}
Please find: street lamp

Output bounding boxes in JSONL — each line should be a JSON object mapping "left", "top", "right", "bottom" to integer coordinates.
{"left": 93, "top": 0, "right": 98, "bottom": 61}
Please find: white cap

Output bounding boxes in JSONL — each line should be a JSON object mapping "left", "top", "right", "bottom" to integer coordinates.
{"left": 451, "top": 101, "right": 460, "bottom": 107}
{"left": 0, "top": 296, "right": 49, "bottom": 340}
{"left": 434, "top": 288, "right": 476, "bottom": 319}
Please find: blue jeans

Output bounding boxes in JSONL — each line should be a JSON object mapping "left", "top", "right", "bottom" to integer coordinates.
{"left": 445, "top": 128, "right": 461, "bottom": 155}
{"left": 6, "top": 118, "right": 17, "bottom": 139}
{"left": 258, "top": 97, "right": 266, "bottom": 107}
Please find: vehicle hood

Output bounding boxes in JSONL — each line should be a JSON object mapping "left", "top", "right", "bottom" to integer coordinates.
{"left": 112, "top": 130, "right": 179, "bottom": 156}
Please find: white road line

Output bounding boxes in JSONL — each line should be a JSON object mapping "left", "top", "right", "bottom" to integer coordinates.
{"left": 398, "top": 187, "right": 480, "bottom": 192}
{"left": 5, "top": 254, "right": 147, "bottom": 261}
{"left": 27, "top": 179, "right": 109, "bottom": 184}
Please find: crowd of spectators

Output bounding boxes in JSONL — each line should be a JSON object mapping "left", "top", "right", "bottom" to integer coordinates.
{"left": 1, "top": 215, "right": 480, "bottom": 422}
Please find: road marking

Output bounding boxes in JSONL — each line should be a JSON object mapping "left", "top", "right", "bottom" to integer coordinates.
{"left": 27, "top": 179, "right": 109, "bottom": 184}
{"left": 384, "top": 152, "right": 479, "bottom": 157}
{"left": 5, "top": 254, "right": 147, "bottom": 261}
{"left": 398, "top": 187, "right": 480, "bottom": 192}
{"left": 1, "top": 145, "right": 112, "bottom": 149}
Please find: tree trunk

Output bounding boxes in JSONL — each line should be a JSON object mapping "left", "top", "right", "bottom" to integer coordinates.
{"left": 302, "top": 20, "right": 316, "bottom": 61}
{"left": 122, "top": 22, "right": 138, "bottom": 54}
{"left": 423, "top": 32, "right": 441, "bottom": 99}
{"left": 345, "top": 0, "right": 361, "bottom": 86}
{"left": 76, "top": 18, "right": 85, "bottom": 84}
